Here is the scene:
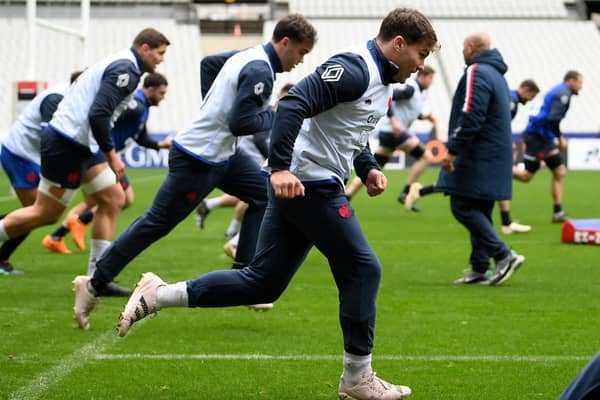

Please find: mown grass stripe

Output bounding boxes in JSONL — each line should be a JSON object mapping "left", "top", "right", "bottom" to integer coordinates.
{"left": 94, "top": 353, "right": 592, "bottom": 362}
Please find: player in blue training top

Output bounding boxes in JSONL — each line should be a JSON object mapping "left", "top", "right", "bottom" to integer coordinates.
{"left": 42, "top": 72, "right": 171, "bottom": 257}
{"left": 497, "top": 79, "right": 540, "bottom": 234}
{"left": 72, "top": 14, "right": 317, "bottom": 330}
{"left": 115, "top": 8, "right": 437, "bottom": 400}
{"left": 0, "top": 28, "right": 169, "bottom": 305}
{"left": 0, "top": 71, "right": 82, "bottom": 275}
{"left": 513, "top": 70, "right": 583, "bottom": 223}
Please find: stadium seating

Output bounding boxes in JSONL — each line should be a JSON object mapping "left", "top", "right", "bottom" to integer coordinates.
{"left": 288, "top": 0, "right": 569, "bottom": 19}
{"left": 0, "top": 17, "right": 201, "bottom": 137}
{"left": 265, "top": 17, "right": 600, "bottom": 136}
{"left": 1, "top": 0, "right": 600, "bottom": 139}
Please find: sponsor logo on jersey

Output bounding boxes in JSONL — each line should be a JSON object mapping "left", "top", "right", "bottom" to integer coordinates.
{"left": 321, "top": 65, "right": 344, "bottom": 82}
{"left": 367, "top": 115, "right": 381, "bottom": 125}
{"left": 116, "top": 73, "right": 130, "bottom": 88}
{"left": 254, "top": 82, "right": 265, "bottom": 96}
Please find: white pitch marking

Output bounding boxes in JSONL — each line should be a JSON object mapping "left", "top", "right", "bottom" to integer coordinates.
{"left": 94, "top": 353, "right": 592, "bottom": 362}
{"left": 8, "top": 331, "right": 118, "bottom": 400}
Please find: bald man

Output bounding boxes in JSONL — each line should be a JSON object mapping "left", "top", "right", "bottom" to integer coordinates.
{"left": 436, "top": 32, "right": 525, "bottom": 285}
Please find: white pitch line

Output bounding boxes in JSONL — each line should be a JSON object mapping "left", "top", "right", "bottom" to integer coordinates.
{"left": 94, "top": 353, "right": 592, "bottom": 362}
{"left": 0, "top": 194, "right": 17, "bottom": 203}
{"left": 8, "top": 331, "right": 119, "bottom": 400}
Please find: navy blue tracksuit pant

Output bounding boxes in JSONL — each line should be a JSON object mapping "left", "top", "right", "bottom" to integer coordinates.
{"left": 92, "top": 145, "right": 267, "bottom": 289}
{"left": 450, "top": 195, "right": 510, "bottom": 272}
{"left": 187, "top": 182, "right": 382, "bottom": 356}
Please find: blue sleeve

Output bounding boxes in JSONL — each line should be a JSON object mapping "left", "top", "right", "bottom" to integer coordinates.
{"left": 268, "top": 52, "right": 370, "bottom": 171}
{"left": 88, "top": 60, "right": 140, "bottom": 152}
{"left": 353, "top": 141, "right": 380, "bottom": 182}
{"left": 117, "top": 99, "right": 145, "bottom": 129}
{"left": 133, "top": 127, "right": 159, "bottom": 150}
{"left": 227, "top": 60, "right": 275, "bottom": 136}
{"left": 544, "top": 90, "right": 570, "bottom": 137}
{"left": 200, "top": 50, "right": 239, "bottom": 99}
{"left": 392, "top": 85, "right": 414, "bottom": 100}
{"left": 252, "top": 130, "right": 270, "bottom": 159}
{"left": 39, "top": 93, "right": 63, "bottom": 123}
{"left": 547, "top": 90, "right": 570, "bottom": 122}
{"left": 447, "top": 65, "right": 491, "bottom": 156}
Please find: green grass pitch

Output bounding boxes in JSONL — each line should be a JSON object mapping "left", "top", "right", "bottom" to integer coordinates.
{"left": 1, "top": 168, "right": 599, "bottom": 399}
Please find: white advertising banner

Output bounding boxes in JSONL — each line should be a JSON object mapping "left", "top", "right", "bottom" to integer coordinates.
{"left": 567, "top": 138, "right": 600, "bottom": 170}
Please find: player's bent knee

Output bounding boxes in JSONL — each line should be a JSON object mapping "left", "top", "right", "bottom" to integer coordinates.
{"left": 409, "top": 142, "right": 426, "bottom": 159}
{"left": 122, "top": 193, "right": 134, "bottom": 209}
{"left": 523, "top": 159, "right": 540, "bottom": 176}
{"left": 374, "top": 153, "right": 389, "bottom": 167}
{"left": 518, "top": 172, "right": 534, "bottom": 182}
{"left": 38, "top": 177, "right": 77, "bottom": 207}
{"left": 545, "top": 153, "right": 564, "bottom": 171}
{"left": 81, "top": 167, "right": 117, "bottom": 195}
{"left": 554, "top": 165, "right": 567, "bottom": 179}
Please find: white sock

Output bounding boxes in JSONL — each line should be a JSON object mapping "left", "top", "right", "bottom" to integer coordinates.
{"left": 225, "top": 219, "right": 241, "bottom": 237}
{"left": 342, "top": 352, "right": 372, "bottom": 386}
{"left": 230, "top": 232, "right": 239, "bottom": 247}
{"left": 88, "top": 239, "right": 111, "bottom": 276}
{"left": 156, "top": 282, "right": 188, "bottom": 308}
{"left": 205, "top": 198, "right": 221, "bottom": 210}
{"left": 0, "top": 220, "right": 9, "bottom": 241}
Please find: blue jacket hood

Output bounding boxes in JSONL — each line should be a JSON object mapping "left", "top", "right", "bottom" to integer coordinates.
{"left": 469, "top": 49, "right": 508, "bottom": 75}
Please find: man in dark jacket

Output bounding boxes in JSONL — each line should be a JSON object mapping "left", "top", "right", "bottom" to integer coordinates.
{"left": 437, "top": 32, "right": 525, "bottom": 285}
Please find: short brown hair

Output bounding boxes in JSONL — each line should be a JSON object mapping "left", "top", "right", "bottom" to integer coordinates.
{"left": 519, "top": 79, "right": 539, "bottom": 94}
{"left": 564, "top": 70, "right": 582, "bottom": 82}
{"left": 132, "top": 28, "right": 170, "bottom": 49}
{"left": 418, "top": 65, "right": 436, "bottom": 77}
{"left": 377, "top": 8, "right": 438, "bottom": 49}
{"left": 272, "top": 14, "right": 317, "bottom": 46}
{"left": 143, "top": 72, "right": 168, "bottom": 88}
{"left": 70, "top": 70, "right": 84, "bottom": 83}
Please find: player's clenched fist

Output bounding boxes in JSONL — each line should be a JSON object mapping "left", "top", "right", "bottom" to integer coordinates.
{"left": 270, "top": 170, "right": 305, "bottom": 199}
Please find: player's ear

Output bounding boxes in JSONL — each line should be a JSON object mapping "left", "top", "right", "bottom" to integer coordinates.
{"left": 393, "top": 36, "right": 406, "bottom": 53}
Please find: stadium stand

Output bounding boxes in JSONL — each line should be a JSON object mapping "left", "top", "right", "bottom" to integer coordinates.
{"left": 266, "top": 6, "right": 600, "bottom": 136}
{"left": 0, "top": 16, "right": 201, "bottom": 138}
{"left": 287, "top": 0, "right": 569, "bottom": 19}
{"left": 1, "top": 0, "right": 600, "bottom": 141}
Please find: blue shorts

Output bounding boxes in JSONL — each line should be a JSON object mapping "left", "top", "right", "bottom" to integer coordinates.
{"left": 378, "top": 130, "right": 411, "bottom": 150}
{"left": 0, "top": 146, "right": 40, "bottom": 189}
{"left": 523, "top": 133, "right": 557, "bottom": 161}
{"left": 119, "top": 173, "right": 131, "bottom": 191}
{"left": 522, "top": 132, "right": 561, "bottom": 172}
{"left": 40, "top": 127, "right": 107, "bottom": 189}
